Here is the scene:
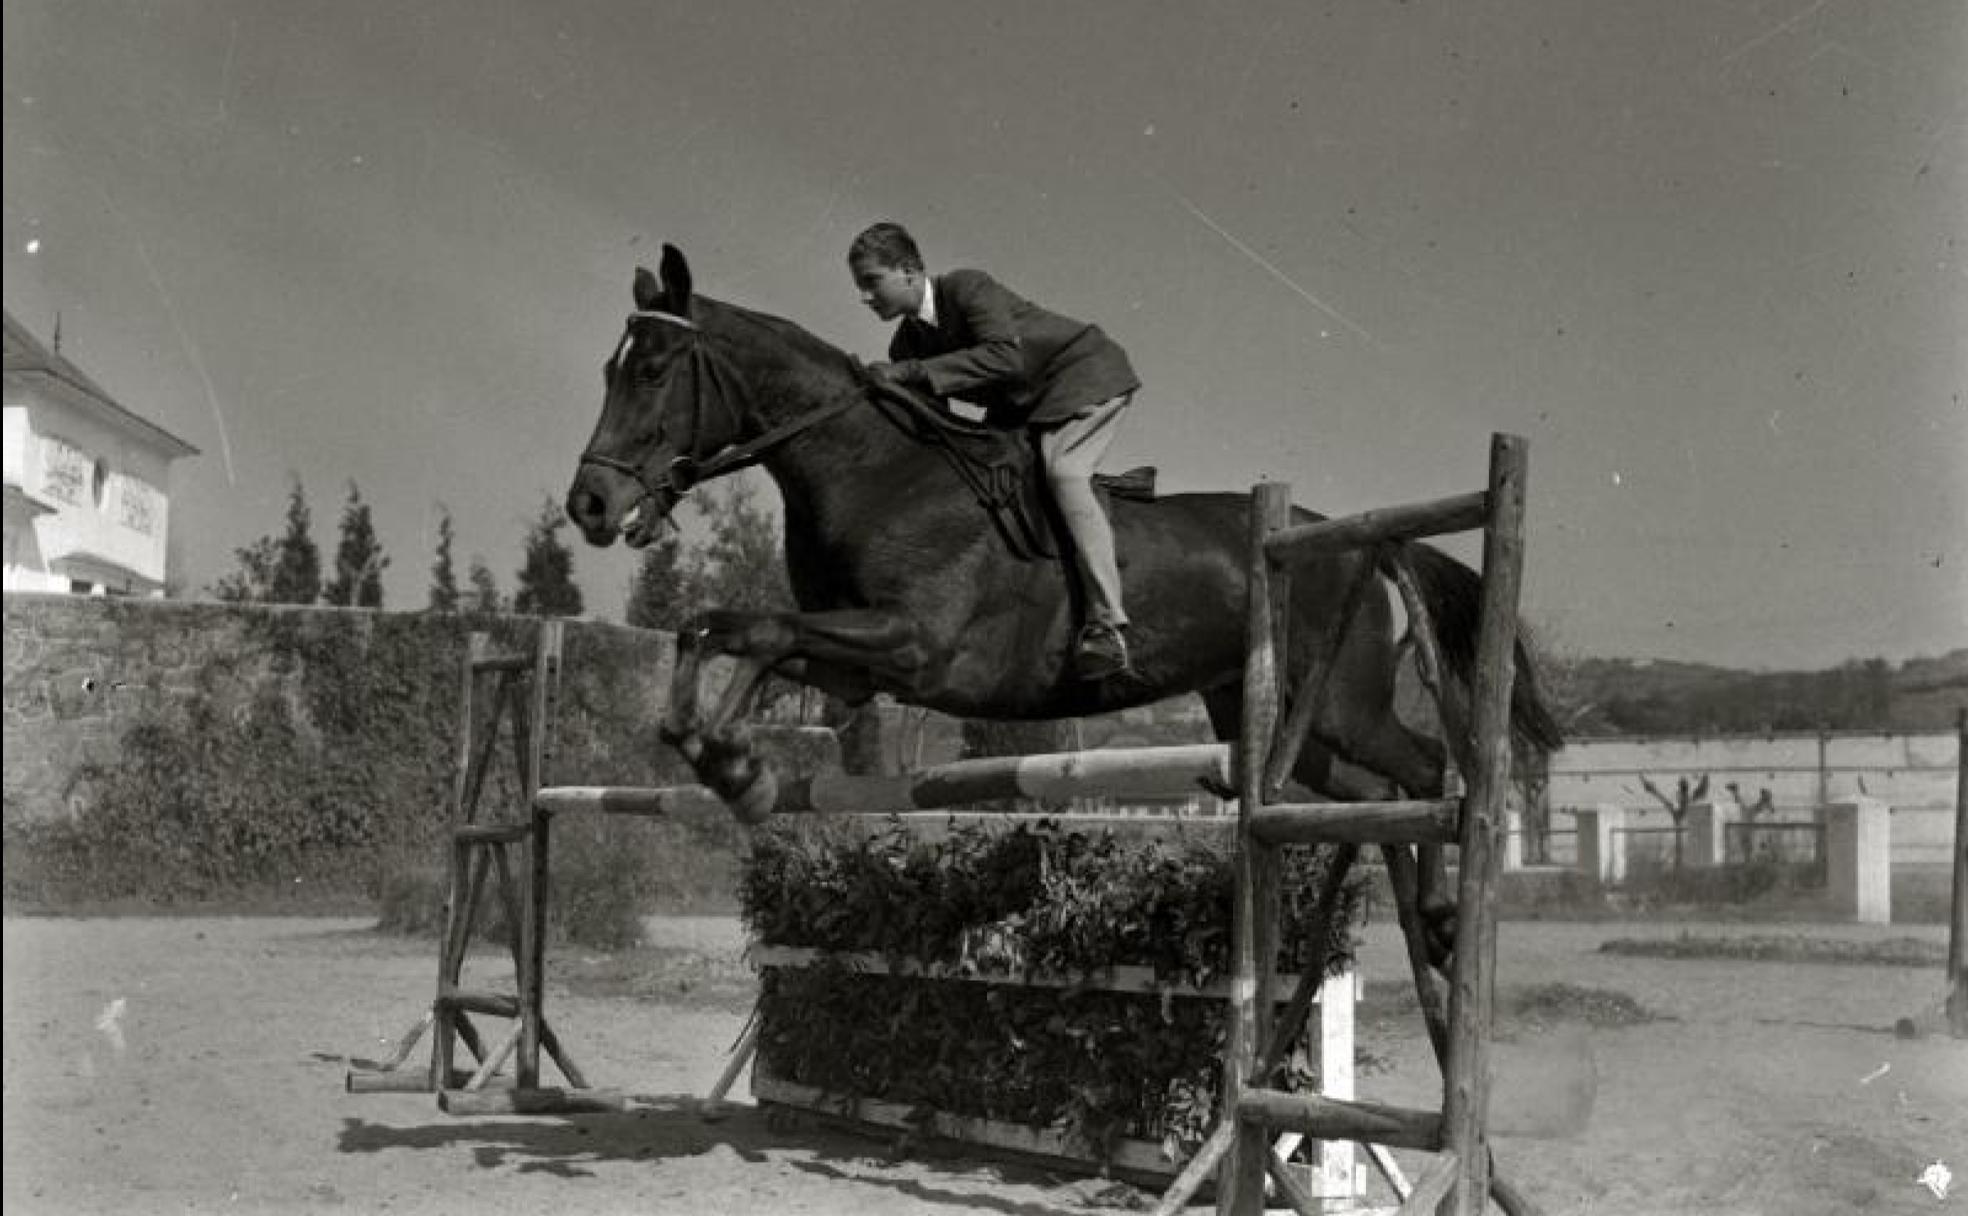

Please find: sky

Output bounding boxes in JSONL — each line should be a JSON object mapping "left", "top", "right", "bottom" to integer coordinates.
{"left": 4, "top": 0, "right": 1963, "bottom": 670}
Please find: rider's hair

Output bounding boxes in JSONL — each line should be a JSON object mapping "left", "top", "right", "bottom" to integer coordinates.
{"left": 848, "top": 222, "right": 924, "bottom": 272}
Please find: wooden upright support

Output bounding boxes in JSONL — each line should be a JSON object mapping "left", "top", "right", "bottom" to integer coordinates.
{"left": 1176, "top": 435, "right": 1540, "bottom": 1216}
{"left": 348, "top": 621, "right": 592, "bottom": 1107}
{"left": 1948, "top": 708, "right": 1968, "bottom": 1039}
{"left": 1440, "top": 433, "right": 1527, "bottom": 1212}
{"left": 1220, "top": 482, "right": 1294, "bottom": 1213}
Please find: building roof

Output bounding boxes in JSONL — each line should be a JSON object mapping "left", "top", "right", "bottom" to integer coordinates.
{"left": 3, "top": 310, "right": 200, "bottom": 459}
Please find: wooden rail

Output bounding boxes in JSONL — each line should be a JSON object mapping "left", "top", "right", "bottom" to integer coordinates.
{"left": 1248, "top": 799, "right": 1460, "bottom": 846}
{"left": 1237, "top": 1087, "right": 1443, "bottom": 1153}
{"left": 535, "top": 743, "right": 1231, "bottom": 820}
{"left": 1264, "top": 489, "right": 1488, "bottom": 565}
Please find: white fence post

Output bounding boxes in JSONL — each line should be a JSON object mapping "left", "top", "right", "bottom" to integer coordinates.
{"left": 1570, "top": 805, "right": 1627, "bottom": 884}
{"left": 1317, "top": 966, "right": 1359, "bottom": 1200}
{"left": 1825, "top": 797, "right": 1892, "bottom": 923}
{"left": 1686, "top": 801, "right": 1731, "bottom": 868}
{"left": 1503, "top": 807, "right": 1525, "bottom": 872}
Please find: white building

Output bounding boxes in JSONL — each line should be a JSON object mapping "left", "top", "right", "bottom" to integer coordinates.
{"left": 3, "top": 312, "right": 198, "bottom": 596}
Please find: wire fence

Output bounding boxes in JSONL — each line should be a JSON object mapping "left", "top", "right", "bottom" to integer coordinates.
{"left": 1724, "top": 821, "right": 1827, "bottom": 880}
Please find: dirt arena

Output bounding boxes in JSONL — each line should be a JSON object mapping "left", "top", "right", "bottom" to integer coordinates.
{"left": 4, "top": 914, "right": 1962, "bottom": 1216}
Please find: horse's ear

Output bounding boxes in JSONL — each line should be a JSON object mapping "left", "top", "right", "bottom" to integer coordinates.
{"left": 659, "top": 244, "right": 693, "bottom": 314}
{"left": 633, "top": 266, "right": 661, "bottom": 312}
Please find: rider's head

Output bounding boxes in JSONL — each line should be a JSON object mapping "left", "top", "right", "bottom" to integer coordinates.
{"left": 848, "top": 222, "right": 927, "bottom": 322}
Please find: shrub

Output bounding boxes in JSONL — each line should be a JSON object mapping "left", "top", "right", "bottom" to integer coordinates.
{"left": 742, "top": 817, "right": 1365, "bottom": 1161}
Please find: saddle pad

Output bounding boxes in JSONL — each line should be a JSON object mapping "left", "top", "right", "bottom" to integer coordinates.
{"left": 1094, "top": 466, "right": 1157, "bottom": 501}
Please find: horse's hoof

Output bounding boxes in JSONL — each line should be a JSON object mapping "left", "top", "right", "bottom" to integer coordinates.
{"left": 727, "top": 765, "right": 778, "bottom": 825}
{"left": 1421, "top": 904, "right": 1459, "bottom": 970}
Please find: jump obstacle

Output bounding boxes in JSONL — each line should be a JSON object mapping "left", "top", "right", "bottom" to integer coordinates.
{"left": 348, "top": 432, "right": 1544, "bottom": 1216}
{"left": 345, "top": 624, "right": 1370, "bottom": 1193}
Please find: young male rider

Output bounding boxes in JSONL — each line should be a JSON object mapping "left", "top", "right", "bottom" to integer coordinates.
{"left": 847, "top": 221, "right": 1139, "bottom": 680}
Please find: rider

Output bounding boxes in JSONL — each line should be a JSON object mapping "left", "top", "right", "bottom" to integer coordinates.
{"left": 847, "top": 221, "right": 1140, "bottom": 681}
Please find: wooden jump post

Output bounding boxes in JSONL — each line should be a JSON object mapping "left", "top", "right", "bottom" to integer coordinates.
{"left": 347, "top": 621, "right": 595, "bottom": 1108}
{"left": 1177, "top": 433, "right": 1536, "bottom": 1216}
{"left": 1948, "top": 706, "right": 1968, "bottom": 1039}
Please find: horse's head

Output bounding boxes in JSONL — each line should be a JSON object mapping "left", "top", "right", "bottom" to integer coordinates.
{"left": 566, "top": 245, "right": 752, "bottom": 548}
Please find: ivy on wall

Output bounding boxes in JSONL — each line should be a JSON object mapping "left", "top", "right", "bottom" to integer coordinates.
{"left": 1, "top": 599, "right": 702, "bottom": 910}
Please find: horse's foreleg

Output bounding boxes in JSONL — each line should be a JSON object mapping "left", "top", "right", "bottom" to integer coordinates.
{"left": 663, "top": 627, "right": 707, "bottom": 742}
{"left": 664, "top": 607, "right": 929, "bottom": 821}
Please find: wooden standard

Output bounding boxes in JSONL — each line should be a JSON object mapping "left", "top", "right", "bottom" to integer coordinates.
{"left": 1948, "top": 707, "right": 1968, "bottom": 1039}
{"left": 1166, "top": 433, "right": 1538, "bottom": 1216}
{"left": 346, "top": 622, "right": 592, "bottom": 1107}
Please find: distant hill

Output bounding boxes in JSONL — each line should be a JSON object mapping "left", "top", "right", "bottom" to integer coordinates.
{"left": 1545, "top": 648, "right": 1967, "bottom": 737}
{"left": 878, "top": 649, "right": 1965, "bottom": 765}
{"left": 1066, "top": 648, "right": 1968, "bottom": 745}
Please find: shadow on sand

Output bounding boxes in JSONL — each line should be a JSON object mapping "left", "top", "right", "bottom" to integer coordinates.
{"left": 336, "top": 1103, "right": 1119, "bottom": 1214}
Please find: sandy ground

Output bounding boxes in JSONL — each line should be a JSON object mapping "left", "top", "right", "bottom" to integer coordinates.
{"left": 4, "top": 914, "right": 1964, "bottom": 1216}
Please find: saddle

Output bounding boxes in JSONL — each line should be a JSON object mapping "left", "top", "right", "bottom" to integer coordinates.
{"left": 865, "top": 376, "right": 1155, "bottom": 562}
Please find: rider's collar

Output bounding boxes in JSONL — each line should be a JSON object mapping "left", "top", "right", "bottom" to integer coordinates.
{"left": 914, "top": 278, "right": 938, "bottom": 330}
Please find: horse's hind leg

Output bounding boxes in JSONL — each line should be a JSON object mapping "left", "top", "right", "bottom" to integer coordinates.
{"left": 1293, "top": 579, "right": 1448, "bottom": 800}
{"left": 1198, "top": 686, "right": 1381, "bottom": 802}
{"left": 1310, "top": 619, "right": 1466, "bottom": 963}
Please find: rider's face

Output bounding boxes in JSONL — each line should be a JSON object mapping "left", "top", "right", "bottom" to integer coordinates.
{"left": 850, "top": 255, "right": 925, "bottom": 322}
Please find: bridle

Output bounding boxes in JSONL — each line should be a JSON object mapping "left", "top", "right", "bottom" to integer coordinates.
{"left": 579, "top": 308, "right": 745, "bottom": 501}
{"left": 578, "top": 307, "right": 864, "bottom": 512}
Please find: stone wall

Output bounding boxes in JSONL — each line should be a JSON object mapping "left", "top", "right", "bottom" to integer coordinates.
{"left": 2, "top": 592, "right": 690, "bottom": 830}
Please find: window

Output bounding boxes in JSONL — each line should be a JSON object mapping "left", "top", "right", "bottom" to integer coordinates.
{"left": 118, "top": 475, "right": 160, "bottom": 536}
{"left": 41, "top": 436, "right": 91, "bottom": 505}
{"left": 92, "top": 458, "right": 110, "bottom": 507}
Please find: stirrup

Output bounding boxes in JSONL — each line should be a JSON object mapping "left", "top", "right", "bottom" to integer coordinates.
{"left": 1072, "top": 623, "right": 1130, "bottom": 680}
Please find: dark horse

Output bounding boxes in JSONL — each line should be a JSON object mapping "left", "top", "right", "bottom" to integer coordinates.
{"left": 565, "top": 245, "right": 1561, "bottom": 823}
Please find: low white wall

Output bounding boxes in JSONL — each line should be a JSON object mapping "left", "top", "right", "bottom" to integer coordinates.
{"left": 1546, "top": 731, "right": 1957, "bottom": 813}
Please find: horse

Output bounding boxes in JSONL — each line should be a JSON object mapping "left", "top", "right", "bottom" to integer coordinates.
{"left": 564, "top": 245, "right": 1561, "bottom": 845}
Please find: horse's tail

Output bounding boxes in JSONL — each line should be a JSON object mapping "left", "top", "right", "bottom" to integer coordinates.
{"left": 1396, "top": 544, "right": 1565, "bottom": 761}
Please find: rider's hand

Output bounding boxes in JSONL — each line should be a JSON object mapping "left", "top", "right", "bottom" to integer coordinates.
{"left": 868, "top": 360, "right": 926, "bottom": 390}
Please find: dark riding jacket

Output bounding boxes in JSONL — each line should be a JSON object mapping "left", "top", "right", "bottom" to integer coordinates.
{"left": 889, "top": 269, "right": 1139, "bottom": 429}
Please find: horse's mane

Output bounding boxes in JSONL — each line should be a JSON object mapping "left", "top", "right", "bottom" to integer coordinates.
{"left": 699, "top": 295, "right": 862, "bottom": 382}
